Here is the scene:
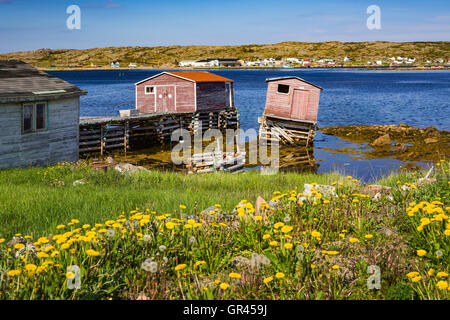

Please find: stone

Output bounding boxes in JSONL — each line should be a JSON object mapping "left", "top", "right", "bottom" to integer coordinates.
{"left": 370, "top": 134, "right": 391, "bottom": 147}
{"left": 424, "top": 138, "right": 438, "bottom": 144}
{"left": 105, "top": 156, "right": 115, "bottom": 164}
{"left": 73, "top": 179, "right": 86, "bottom": 186}
{"left": 360, "top": 184, "right": 391, "bottom": 197}
{"left": 395, "top": 143, "right": 407, "bottom": 153}
{"left": 114, "top": 162, "right": 149, "bottom": 174}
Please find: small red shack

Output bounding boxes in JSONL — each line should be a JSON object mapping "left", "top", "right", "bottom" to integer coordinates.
{"left": 135, "top": 71, "right": 234, "bottom": 114}
{"left": 263, "top": 76, "right": 322, "bottom": 123}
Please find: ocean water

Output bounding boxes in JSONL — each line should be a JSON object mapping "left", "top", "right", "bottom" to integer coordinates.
{"left": 49, "top": 69, "right": 450, "bottom": 181}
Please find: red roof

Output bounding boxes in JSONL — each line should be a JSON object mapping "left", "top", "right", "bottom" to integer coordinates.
{"left": 168, "top": 71, "right": 233, "bottom": 82}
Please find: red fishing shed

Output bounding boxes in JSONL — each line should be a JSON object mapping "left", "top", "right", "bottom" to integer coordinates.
{"left": 135, "top": 71, "right": 234, "bottom": 114}
{"left": 263, "top": 76, "right": 322, "bottom": 123}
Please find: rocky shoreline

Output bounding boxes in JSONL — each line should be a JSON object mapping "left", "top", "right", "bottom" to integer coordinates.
{"left": 320, "top": 124, "right": 449, "bottom": 168}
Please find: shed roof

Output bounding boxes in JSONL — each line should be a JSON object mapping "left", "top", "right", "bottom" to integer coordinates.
{"left": 0, "top": 60, "right": 87, "bottom": 103}
{"left": 135, "top": 71, "right": 233, "bottom": 85}
{"left": 266, "top": 76, "right": 323, "bottom": 90}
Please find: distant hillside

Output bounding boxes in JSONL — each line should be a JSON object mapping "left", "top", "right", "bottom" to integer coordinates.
{"left": 1, "top": 41, "right": 449, "bottom": 68}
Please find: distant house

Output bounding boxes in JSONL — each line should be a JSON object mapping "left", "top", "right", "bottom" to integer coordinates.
{"left": 343, "top": 56, "right": 351, "bottom": 62}
{"left": 135, "top": 71, "right": 234, "bottom": 114}
{"left": 244, "top": 60, "right": 261, "bottom": 67}
{"left": 216, "top": 59, "right": 241, "bottom": 67}
{"left": 179, "top": 60, "right": 197, "bottom": 67}
{"left": 185, "top": 58, "right": 241, "bottom": 68}
{"left": 0, "top": 60, "right": 87, "bottom": 169}
{"left": 192, "top": 59, "right": 218, "bottom": 67}
{"left": 286, "top": 58, "right": 301, "bottom": 64}
{"left": 128, "top": 62, "right": 137, "bottom": 68}
{"left": 111, "top": 61, "right": 120, "bottom": 68}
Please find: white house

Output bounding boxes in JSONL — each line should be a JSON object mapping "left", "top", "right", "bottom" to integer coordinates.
{"left": 0, "top": 60, "right": 87, "bottom": 168}
{"left": 179, "top": 60, "right": 197, "bottom": 67}
{"left": 286, "top": 58, "right": 301, "bottom": 64}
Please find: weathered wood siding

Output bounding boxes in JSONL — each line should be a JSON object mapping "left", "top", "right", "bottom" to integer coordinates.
{"left": 196, "top": 82, "right": 233, "bottom": 111}
{"left": 136, "top": 74, "right": 196, "bottom": 114}
{"left": 264, "top": 79, "right": 320, "bottom": 122}
{"left": 0, "top": 97, "right": 79, "bottom": 169}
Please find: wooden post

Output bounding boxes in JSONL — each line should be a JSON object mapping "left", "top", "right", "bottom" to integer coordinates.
{"left": 124, "top": 121, "right": 129, "bottom": 154}
{"left": 100, "top": 125, "right": 104, "bottom": 156}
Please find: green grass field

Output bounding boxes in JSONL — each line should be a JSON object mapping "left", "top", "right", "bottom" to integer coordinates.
{"left": 0, "top": 164, "right": 342, "bottom": 238}
{"left": 0, "top": 162, "right": 448, "bottom": 300}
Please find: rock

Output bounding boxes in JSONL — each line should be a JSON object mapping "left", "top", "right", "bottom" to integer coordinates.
{"left": 376, "top": 226, "right": 397, "bottom": 237}
{"left": 360, "top": 184, "right": 391, "bottom": 197}
{"left": 255, "top": 196, "right": 273, "bottom": 219}
{"left": 201, "top": 205, "right": 220, "bottom": 216}
{"left": 424, "top": 138, "right": 438, "bottom": 144}
{"left": 73, "top": 179, "right": 86, "bottom": 186}
{"left": 395, "top": 143, "right": 407, "bottom": 153}
{"left": 114, "top": 162, "right": 149, "bottom": 174}
{"left": 370, "top": 134, "right": 391, "bottom": 147}
{"left": 417, "top": 177, "right": 436, "bottom": 186}
{"left": 105, "top": 157, "right": 115, "bottom": 164}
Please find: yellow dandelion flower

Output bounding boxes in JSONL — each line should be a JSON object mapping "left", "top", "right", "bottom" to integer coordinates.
{"left": 416, "top": 250, "right": 427, "bottom": 257}
{"left": 175, "top": 264, "right": 187, "bottom": 271}
{"left": 263, "top": 276, "right": 273, "bottom": 284}
{"left": 86, "top": 249, "right": 100, "bottom": 257}
{"left": 436, "top": 281, "right": 448, "bottom": 290}
{"left": 219, "top": 282, "right": 229, "bottom": 290}
{"left": 281, "top": 225, "right": 293, "bottom": 234}
{"left": 275, "top": 272, "right": 285, "bottom": 279}
{"left": 7, "top": 269, "right": 21, "bottom": 276}
{"left": 229, "top": 272, "right": 242, "bottom": 279}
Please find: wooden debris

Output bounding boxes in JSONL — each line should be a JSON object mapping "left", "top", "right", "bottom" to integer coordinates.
{"left": 258, "top": 115, "right": 316, "bottom": 146}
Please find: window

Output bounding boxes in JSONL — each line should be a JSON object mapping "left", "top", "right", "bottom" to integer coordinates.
{"left": 22, "top": 102, "right": 47, "bottom": 134}
{"left": 23, "top": 104, "right": 34, "bottom": 133}
{"left": 277, "top": 84, "right": 290, "bottom": 94}
{"left": 145, "top": 86, "right": 155, "bottom": 94}
{"left": 36, "top": 103, "right": 46, "bottom": 130}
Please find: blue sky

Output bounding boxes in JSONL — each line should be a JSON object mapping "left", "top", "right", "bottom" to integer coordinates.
{"left": 0, "top": 0, "right": 449, "bottom": 53}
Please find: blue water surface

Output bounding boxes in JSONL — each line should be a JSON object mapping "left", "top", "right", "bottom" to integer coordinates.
{"left": 49, "top": 69, "right": 450, "bottom": 181}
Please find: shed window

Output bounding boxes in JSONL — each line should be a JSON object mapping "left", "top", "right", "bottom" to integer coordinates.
{"left": 22, "top": 102, "right": 47, "bottom": 134}
{"left": 145, "top": 86, "right": 155, "bottom": 94}
{"left": 36, "top": 103, "right": 46, "bottom": 130}
{"left": 277, "top": 84, "right": 290, "bottom": 94}
{"left": 23, "top": 104, "right": 34, "bottom": 133}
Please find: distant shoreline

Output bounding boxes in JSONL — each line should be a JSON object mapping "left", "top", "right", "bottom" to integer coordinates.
{"left": 41, "top": 66, "right": 450, "bottom": 72}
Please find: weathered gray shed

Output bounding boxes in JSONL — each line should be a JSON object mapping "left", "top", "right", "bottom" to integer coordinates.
{"left": 0, "top": 60, "right": 87, "bottom": 169}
